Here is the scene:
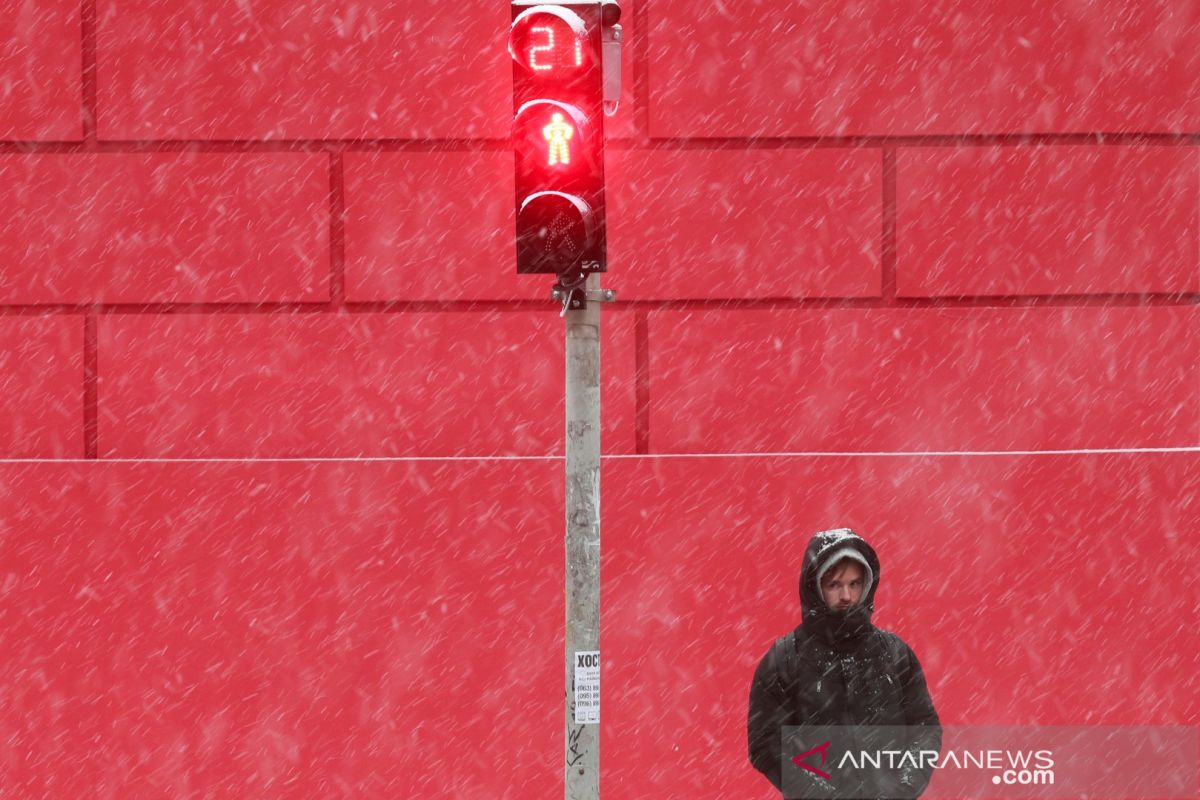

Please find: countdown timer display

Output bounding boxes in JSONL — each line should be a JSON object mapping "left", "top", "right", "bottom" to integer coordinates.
{"left": 510, "top": 7, "right": 589, "bottom": 75}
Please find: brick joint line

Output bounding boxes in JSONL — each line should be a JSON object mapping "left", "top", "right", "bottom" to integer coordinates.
{"left": 0, "top": 447, "right": 1197, "bottom": 465}
{"left": 634, "top": 309, "right": 650, "bottom": 453}
{"left": 881, "top": 147, "right": 897, "bottom": 302}
{"left": 2, "top": 133, "right": 1200, "bottom": 154}
{"left": 330, "top": 150, "right": 346, "bottom": 306}
{"left": 82, "top": 315, "right": 97, "bottom": 458}
{"left": 0, "top": 295, "right": 1195, "bottom": 316}
{"left": 80, "top": 0, "right": 97, "bottom": 143}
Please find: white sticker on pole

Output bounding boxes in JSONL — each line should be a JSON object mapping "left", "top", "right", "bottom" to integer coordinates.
{"left": 574, "top": 651, "right": 600, "bottom": 724}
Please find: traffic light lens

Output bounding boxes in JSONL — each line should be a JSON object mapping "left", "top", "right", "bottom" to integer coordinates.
{"left": 517, "top": 192, "right": 594, "bottom": 274}
{"left": 514, "top": 100, "right": 589, "bottom": 175}
{"left": 510, "top": 11, "right": 588, "bottom": 75}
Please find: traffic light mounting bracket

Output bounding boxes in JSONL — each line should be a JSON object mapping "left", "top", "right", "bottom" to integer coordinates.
{"left": 551, "top": 278, "right": 616, "bottom": 315}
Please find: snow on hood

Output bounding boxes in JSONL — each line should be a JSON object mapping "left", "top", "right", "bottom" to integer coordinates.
{"left": 799, "top": 527, "right": 882, "bottom": 617}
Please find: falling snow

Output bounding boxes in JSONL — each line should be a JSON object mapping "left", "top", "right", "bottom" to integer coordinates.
{"left": 0, "top": 1, "right": 1196, "bottom": 798}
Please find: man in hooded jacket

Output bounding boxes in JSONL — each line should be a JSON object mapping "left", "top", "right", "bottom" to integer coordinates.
{"left": 747, "top": 528, "right": 941, "bottom": 799}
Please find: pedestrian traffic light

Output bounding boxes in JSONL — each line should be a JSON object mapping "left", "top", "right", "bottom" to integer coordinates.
{"left": 510, "top": 1, "right": 618, "bottom": 277}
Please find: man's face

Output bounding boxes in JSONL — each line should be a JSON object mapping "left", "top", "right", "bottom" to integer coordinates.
{"left": 821, "top": 560, "right": 864, "bottom": 611}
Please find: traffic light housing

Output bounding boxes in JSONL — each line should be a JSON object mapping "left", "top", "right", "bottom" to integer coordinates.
{"left": 510, "top": 1, "right": 615, "bottom": 277}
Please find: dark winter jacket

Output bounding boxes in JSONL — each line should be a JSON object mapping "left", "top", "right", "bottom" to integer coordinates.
{"left": 747, "top": 529, "right": 941, "bottom": 799}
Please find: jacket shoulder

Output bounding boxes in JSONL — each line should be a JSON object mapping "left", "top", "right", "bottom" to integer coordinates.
{"left": 869, "top": 628, "right": 915, "bottom": 664}
{"left": 872, "top": 627, "right": 907, "bottom": 646}
{"left": 752, "top": 628, "right": 803, "bottom": 692}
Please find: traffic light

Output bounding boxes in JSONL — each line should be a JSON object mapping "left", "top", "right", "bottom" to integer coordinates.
{"left": 510, "top": 1, "right": 619, "bottom": 279}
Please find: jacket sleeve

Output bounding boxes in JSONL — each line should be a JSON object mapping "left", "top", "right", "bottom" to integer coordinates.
{"left": 747, "top": 643, "right": 788, "bottom": 792}
{"left": 898, "top": 643, "right": 942, "bottom": 797}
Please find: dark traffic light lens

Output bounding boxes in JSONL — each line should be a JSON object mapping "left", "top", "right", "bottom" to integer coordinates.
{"left": 516, "top": 192, "right": 594, "bottom": 274}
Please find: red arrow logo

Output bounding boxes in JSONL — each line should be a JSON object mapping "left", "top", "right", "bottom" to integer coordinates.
{"left": 791, "top": 740, "right": 832, "bottom": 781}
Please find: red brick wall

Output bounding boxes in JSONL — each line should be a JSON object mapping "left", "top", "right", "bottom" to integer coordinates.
{"left": 0, "top": 1, "right": 1197, "bottom": 797}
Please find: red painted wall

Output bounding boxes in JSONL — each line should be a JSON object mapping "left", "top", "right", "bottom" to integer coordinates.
{"left": 0, "top": 1, "right": 1197, "bottom": 797}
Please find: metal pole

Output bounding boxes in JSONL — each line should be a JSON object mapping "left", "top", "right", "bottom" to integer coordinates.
{"left": 565, "top": 272, "right": 601, "bottom": 799}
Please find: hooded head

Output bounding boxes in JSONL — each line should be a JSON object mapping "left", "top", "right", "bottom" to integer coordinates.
{"left": 800, "top": 528, "right": 882, "bottom": 649}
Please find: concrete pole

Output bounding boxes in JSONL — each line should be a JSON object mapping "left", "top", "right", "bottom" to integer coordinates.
{"left": 564, "top": 272, "right": 601, "bottom": 799}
